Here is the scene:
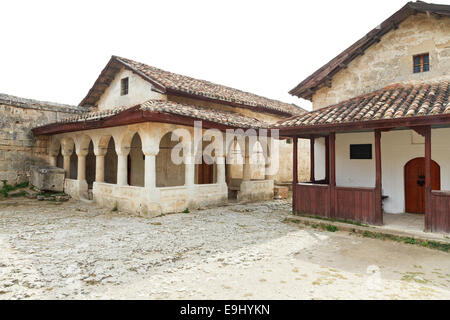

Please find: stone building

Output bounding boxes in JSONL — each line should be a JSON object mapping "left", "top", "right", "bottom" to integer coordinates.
{"left": 23, "top": 56, "right": 309, "bottom": 215}
{"left": 277, "top": 1, "right": 450, "bottom": 233}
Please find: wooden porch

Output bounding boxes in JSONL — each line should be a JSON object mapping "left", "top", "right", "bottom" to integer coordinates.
{"left": 290, "top": 127, "right": 450, "bottom": 233}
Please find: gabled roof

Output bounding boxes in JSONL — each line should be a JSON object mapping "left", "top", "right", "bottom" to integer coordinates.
{"left": 276, "top": 80, "right": 450, "bottom": 132}
{"left": 33, "top": 99, "right": 270, "bottom": 136}
{"left": 80, "top": 56, "right": 306, "bottom": 117}
{"left": 289, "top": 1, "right": 450, "bottom": 100}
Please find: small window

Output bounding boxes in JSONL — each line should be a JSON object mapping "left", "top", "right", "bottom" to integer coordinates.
{"left": 286, "top": 138, "right": 292, "bottom": 144}
{"left": 121, "top": 77, "right": 129, "bottom": 95}
{"left": 350, "top": 144, "right": 372, "bottom": 159}
{"left": 413, "top": 53, "right": 430, "bottom": 73}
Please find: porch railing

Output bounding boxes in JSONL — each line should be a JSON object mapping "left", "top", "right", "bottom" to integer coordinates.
{"left": 430, "top": 191, "right": 450, "bottom": 233}
{"left": 294, "top": 183, "right": 380, "bottom": 225}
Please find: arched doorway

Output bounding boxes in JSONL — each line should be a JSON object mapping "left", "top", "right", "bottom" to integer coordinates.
{"left": 128, "top": 133, "right": 145, "bottom": 187}
{"left": 104, "top": 138, "right": 118, "bottom": 184}
{"left": 86, "top": 140, "right": 96, "bottom": 188}
{"left": 404, "top": 157, "right": 440, "bottom": 214}
{"left": 250, "top": 140, "right": 266, "bottom": 180}
{"left": 156, "top": 132, "right": 185, "bottom": 187}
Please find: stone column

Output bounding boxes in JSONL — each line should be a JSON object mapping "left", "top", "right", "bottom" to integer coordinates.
{"left": 94, "top": 146, "right": 107, "bottom": 183}
{"left": 184, "top": 153, "right": 195, "bottom": 187}
{"left": 76, "top": 154, "right": 87, "bottom": 182}
{"left": 242, "top": 138, "right": 251, "bottom": 182}
{"left": 62, "top": 151, "right": 72, "bottom": 178}
{"left": 264, "top": 156, "right": 274, "bottom": 180}
{"left": 216, "top": 156, "right": 226, "bottom": 185}
{"left": 95, "top": 155, "right": 105, "bottom": 183}
{"left": 117, "top": 152, "right": 129, "bottom": 186}
{"left": 144, "top": 153, "right": 156, "bottom": 189}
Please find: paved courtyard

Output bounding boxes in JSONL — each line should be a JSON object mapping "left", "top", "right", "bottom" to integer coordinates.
{"left": 0, "top": 198, "right": 449, "bottom": 300}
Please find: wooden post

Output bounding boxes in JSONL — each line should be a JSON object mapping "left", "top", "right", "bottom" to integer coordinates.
{"left": 293, "top": 137, "right": 298, "bottom": 213}
{"left": 424, "top": 126, "right": 432, "bottom": 232}
{"left": 374, "top": 129, "right": 383, "bottom": 225}
{"left": 329, "top": 132, "right": 336, "bottom": 218}
{"left": 310, "top": 137, "right": 315, "bottom": 182}
{"left": 325, "top": 136, "right": 330, "bottom": 184}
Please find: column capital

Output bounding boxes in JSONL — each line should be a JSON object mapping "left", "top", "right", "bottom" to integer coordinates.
{"left": 115, "top": 146, "right": 130, "bottom": 157}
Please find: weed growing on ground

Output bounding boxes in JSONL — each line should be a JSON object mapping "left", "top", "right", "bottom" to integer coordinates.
{"left": 0, "top": 180, "right": 29, "bottom": 198}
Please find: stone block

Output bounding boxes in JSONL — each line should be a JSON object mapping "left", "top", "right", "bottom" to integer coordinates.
{"left": 274, "top": 186, "right": 288, "bottom": 199}
{"left": 30, "top": 165, "right": 65, "bottom": 192}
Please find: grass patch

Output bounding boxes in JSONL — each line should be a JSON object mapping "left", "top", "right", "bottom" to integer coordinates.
{"left": 111, "top": 202, "right": 118, "bottom": 212}
{"left": 325, "top": 225, "right": 338, "bottom": 232}
{"left": 0, "top": 180, "right": 29, "bottom": 198}
{"left": 298, "top": 214, "right": 369, "bottom": 227}
{"left": 182, "top": 208, "right": 190, "bottom": 213}
{"left": 361, "top": 230, "right": 450, "bottom": 253}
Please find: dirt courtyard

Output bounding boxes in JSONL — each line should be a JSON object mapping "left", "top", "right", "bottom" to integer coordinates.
{"left": 0, "top": 198, "right": 449, "bottom": 300}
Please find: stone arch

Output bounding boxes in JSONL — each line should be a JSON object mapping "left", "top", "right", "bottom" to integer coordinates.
{"left": 86, "top": 140, "right": 96, "bottom": 188}
{"left": 156, "top": 131, "right": 185, "bottom": 187}
{"left": 104, "top": 136, "right": 118, "bottom": 184}
{"left": 128, "top": 133, "right": 145, "bottom": 187}
{"left": 48, "top": 137, "right": 64, "bottom": 169}
{"left": 250, "top": 140, "right": 266, "bottom": 180}
{"left": 60, "top": 137, "right": 77, "bottom": 179}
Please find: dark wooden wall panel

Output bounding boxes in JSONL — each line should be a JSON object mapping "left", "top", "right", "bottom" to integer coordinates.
{"left": 295, "top": 184, "right": 330, "bottom": 217}
{"left": 334, "top": 187, "right": 377, "bottom": 224}
{"left": 430, "top": 192, "right": 450, "bottom": 233}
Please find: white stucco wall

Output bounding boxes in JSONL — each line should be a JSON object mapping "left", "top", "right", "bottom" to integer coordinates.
{"left": 96, "top": 68, "right": 166, "bottom": 110}
{"left": 314, "top": 128, "right": 450, "bottom": 214}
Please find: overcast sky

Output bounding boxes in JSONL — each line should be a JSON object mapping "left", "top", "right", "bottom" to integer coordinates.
{"left": 1, "top": 0, "right": 448, "bottom": 111}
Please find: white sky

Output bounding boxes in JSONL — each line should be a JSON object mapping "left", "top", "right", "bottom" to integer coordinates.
{"left": 1, "top": 0, "right": 448, "bottom": 111}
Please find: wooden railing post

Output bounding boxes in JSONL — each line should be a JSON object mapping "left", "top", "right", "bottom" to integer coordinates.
{"left": 424, "top": 126, "right": 432, "bottom": 232}
{"left": 374, "top": 129, "right": 383, "bottom": 225}
{"left": 310, "top": 137, "right": 315, "bottom": 183}
{"left": 329, "top": 132, "right": 336, "bottom": 218}
{"left": 325, "top": 136, "right": 330, "bottom": 184}
{"left": 293, "top": 137, "right": 298, "bottom": 214}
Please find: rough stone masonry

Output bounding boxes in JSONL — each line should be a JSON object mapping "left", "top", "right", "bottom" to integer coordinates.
{"left": 0, "top": 94, "right": 85, "bottom": 185}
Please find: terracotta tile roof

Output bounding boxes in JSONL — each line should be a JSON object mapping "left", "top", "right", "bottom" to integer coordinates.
{"left": 34, "top": 100, "right": 269, "bottom": 132}
{"left": 140, "top": 100, "right": 268, "bottom": 128}
{"left": 80, "top": 55, "right": 305, "bottom": 117}
{"left": 276, "top": 80, "right": 450, "bottom": 128}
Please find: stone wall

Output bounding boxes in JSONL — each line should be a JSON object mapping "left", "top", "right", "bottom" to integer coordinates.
{"left": 0, "top": 94, "right": 85, "bottom": 185}
{"left": 312, "top": 13, "right": 450, "bottom": 110}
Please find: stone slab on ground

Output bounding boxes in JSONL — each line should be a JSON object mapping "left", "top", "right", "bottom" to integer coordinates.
{"left": 30, "top": 165, "right": 65, "bottom": 192}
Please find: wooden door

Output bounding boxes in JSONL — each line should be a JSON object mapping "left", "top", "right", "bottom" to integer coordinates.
{"left": 404, "top": 157, "right": 440, "bottom": 214}
{"left": 197, "top": 159, "right": 214, "bottom": 184}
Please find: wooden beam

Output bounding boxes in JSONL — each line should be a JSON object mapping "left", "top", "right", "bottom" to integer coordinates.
{"left": 409, "top": 126, "right": 428, "bottom": 137}
{"left": 293, "top": 137, "right": 298, "bottom": 213}
{"left": 329, "top": 132, "right": 336, "bottom": 218}
{"left": 424, "top": 126, "right": 432, "bottom": 231}
{"left": 310, "top": 137, "right": 315, "bottom": 182}
{"left": 374, "top": 129, "right": 383, "bottom": 225}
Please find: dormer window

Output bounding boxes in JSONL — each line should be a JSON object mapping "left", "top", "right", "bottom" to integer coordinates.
{"left": 121, "top": 77, "right": 129, "bottom": 95}
{"left": 413, "top": 53, "right": 429, "bottom": 73}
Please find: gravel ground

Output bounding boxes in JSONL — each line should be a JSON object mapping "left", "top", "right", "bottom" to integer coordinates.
{"left": 0, "top": 198, "right": 449, "bottom": 300}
